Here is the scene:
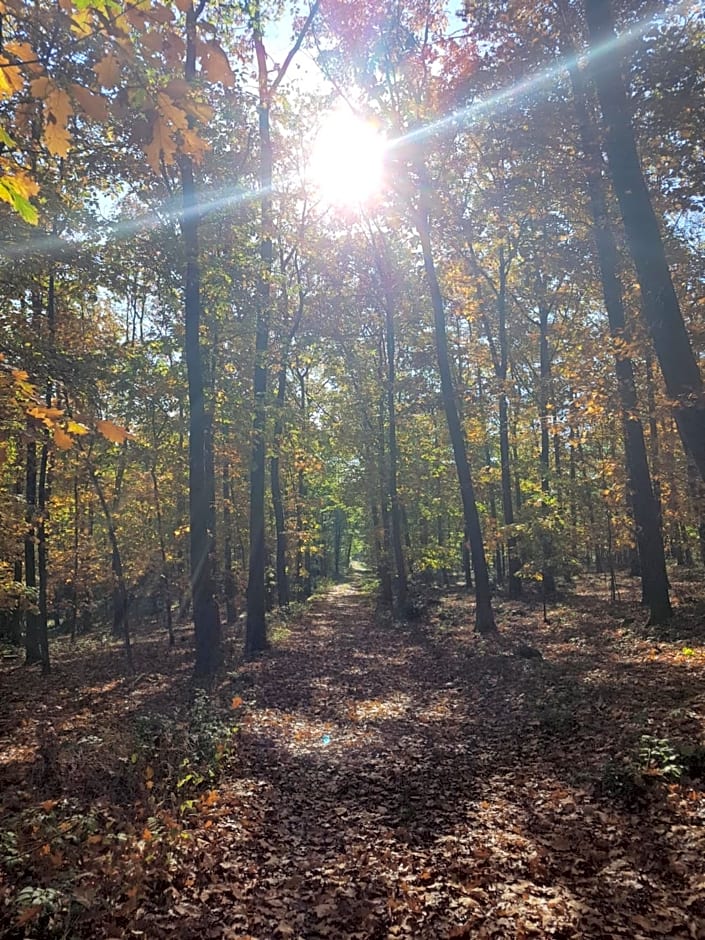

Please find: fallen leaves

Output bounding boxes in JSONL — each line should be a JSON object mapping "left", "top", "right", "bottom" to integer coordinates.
{"left": 2, "top": 579, "right": 705, "bottom": 937}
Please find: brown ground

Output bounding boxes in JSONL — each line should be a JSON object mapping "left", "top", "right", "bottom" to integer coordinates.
{"left": 1, "top": 575, "right": 705, "bottom": 938}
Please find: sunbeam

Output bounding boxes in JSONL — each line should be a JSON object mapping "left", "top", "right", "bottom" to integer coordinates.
{"left": 388, "top": 0, "right": 699, "bottom": 152}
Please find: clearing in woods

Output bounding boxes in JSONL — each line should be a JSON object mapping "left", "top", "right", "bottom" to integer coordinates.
{"left": 2, "top": 579, "right": 705, "bottom": 937}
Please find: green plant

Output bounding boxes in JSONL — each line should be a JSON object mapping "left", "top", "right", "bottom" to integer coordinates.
{"left": 638, "top": 735, "right": 685, "bottom": 781}
{"left": 131, "top": 691, "right": 238, "bottom": 812}
{"left": 599, "top": 734, "right": 691, "bottom": 803}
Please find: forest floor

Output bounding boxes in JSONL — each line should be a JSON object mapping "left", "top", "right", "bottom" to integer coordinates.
{"left": 2, "top": 575, "right": 705, "bottom": 938}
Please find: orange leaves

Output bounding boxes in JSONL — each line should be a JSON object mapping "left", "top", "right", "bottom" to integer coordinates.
{"left": 53, "top": 427, "right": 74, "bottom": 451}
{"left": 95, "top": 419, "right": 134, "bottom": 445}
{"left": 144, "top": 90, "right": 211, "bottom": 172}
{"left": 94, "top": 52, "right": 122, "bottom": 89}
{"left": 71, "top": 83, "right": 108, "bottom": 122}
{"left": 30, "top": 78, "right": 73, "bottom": 157}
{"left": 199, "top": 39, "right": 235, "bottom": 88}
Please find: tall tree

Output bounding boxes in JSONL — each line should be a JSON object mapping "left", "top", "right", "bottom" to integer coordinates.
{"left": 181, "top": 0, "right": 222, "bottom": 679}
{"left": 245, "top": 0, "right": 320, "bottom": 656}
{"left": 568, "top": 54, "right": 671, "bottom": 624}
{"left": 584, "top": 0, "right": 705, "bottom": 481}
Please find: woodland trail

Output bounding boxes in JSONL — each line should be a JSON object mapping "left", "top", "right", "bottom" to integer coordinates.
{"left": 145, "top": 581, "right": 705, "bottom": 940}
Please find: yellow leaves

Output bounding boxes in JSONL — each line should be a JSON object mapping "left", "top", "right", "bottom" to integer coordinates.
{"left": 66, "top": 419, "right": 89, "bottom": 436}
{"left": 0, "top": 54, "right": 25, "bottom": 99}
{"left": 96, "top": 419, "right": 133, "bottom": 444}
{"left": 94, "top": 53, "right": 122, "bottom": 89}
{"left": 69, "top": 6, "right": 94, "bottom": 38}
{"left": 30, "top": 78, "right": 73, "bottom": 157}
{"left": 0, "top": 167, "right": 39, "bottom": 224}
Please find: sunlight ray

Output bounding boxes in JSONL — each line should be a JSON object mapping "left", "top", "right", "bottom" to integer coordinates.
{"left": 0, "top": 183, "right": 264, "bottom": 262}
{"left": 389, "top": 0, "right": 699, "bottom": 152}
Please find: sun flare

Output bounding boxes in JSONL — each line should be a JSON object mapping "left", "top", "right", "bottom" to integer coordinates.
{"left": 309, "top": 106, "right": 387, "bottom": 208}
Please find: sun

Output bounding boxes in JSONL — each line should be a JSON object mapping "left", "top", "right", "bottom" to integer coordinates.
{"left": 309, "top": 106, "right": 387, "bottom": 208}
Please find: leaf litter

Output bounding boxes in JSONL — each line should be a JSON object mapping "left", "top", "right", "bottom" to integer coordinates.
{"left": 1, "top": 576, "right": 705, "bottom": 937}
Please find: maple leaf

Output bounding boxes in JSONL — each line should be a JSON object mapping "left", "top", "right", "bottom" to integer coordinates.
{"left": 53, "top": 427, "right": 74, "bottom": 451}
{"left": 156, "top": 91, "right": 188, "bottom": 132}
{"left": 145, "top": 114, "right": 176, "bottom": 171}
{"left": 30, "top": 79, "right": 74, "bottom": 156}
{"left": 96, "top": 419, "right": 133, "bottom": 444}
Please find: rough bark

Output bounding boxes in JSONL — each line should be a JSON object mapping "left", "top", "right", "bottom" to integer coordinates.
{"left": 416, "top": 173, "right": 496, "bottom": 634}
{"left": 584, "top": 0, "right": 705, "bottom": 480}
{"left": 569, "top": 57, "right": 671, "bottom": 624}
{"left": 538, "top": 302, "right": 556, "bottom": 597}
{"left": 182, "top": 2, "right": 222, "bottom": 679}
{"left": 374, "top": 235, "right": 408, "bottom": 617}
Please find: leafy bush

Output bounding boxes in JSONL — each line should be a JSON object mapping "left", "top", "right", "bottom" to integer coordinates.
{"left": 131, "top": 690, "right": 239, "bottom": 813}
{"left": 599, "top": 734, "right": 704, "bottom": 802}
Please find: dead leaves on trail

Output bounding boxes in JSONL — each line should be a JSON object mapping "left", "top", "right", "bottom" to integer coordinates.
{"left": 2, "top": 578, "right": 705, "bottom": 937}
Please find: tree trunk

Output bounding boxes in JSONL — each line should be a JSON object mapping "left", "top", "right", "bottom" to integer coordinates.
{"left": 182, "top": 3, "right": 221, "bottom": 679}
{"left": 222, "top": 460, "right": 237, "bottom": 625}
{"left": 246, "top": 21, "right": 273, "bottom": 655}
{"left": 150, "top": 463, "right": 174, "bottom": 646}
{"left": 538, "top": 302, "right": 556, "bottom": 596}
{"left": 87, "top": 462, "right": 133, "bottom": 672}
{"left": 416, "top": 175, "right": 495, "bottom": 634}
{"left": 496, "top": 251, "right": 521, "bottom": 598}
{"left": 270, "top": 364, "right": 290, "bottom": 607}
{"left": 584, "top": 0, "right": 705, "bottom": 480}
{"left": 24, "top": 438, "right": 41, "bottom": 665}
{"left": 569, "top": 56, "right": 671, "bottom": 623}
{"left": 376, "top": 239, "right": 408, "bottom": 617}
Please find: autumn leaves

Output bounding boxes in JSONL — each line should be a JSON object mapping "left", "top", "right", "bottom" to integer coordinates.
{"left": 0, "top": 0, "right": 237, "bottom": 220}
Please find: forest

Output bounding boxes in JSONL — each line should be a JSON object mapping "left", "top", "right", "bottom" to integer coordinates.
{"left": 1, "top": 0, "right": 705, "bottom": 936}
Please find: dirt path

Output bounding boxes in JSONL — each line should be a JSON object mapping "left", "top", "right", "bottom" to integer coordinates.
{"left": 142, "top": 582, "right": 705, "bottom": 939}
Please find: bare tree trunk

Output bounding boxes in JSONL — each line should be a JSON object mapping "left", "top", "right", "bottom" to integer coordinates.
{"left": 182, "top": 2, "right": 221, "bottom": 679}
{"left": 373, "top": 235, "right": 408, "bottom": 617}
{"left": 585, "top": 0, "right": 705, "bottom": 480}
{"left": 569, "top": 55, "right": 671, "bottom": 623}
{"left": 538, "top": 302, "right": 556, "bottom": 596}
{"left": 416, "top": 173, "right": 495, "bottom": 634}
{"left": 222, "top": 460, "right": 237, "bottom": 625}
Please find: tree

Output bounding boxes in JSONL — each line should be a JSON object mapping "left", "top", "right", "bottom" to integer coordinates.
{"left": 584, "top": 0, "right": 705, "bottom": 482}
